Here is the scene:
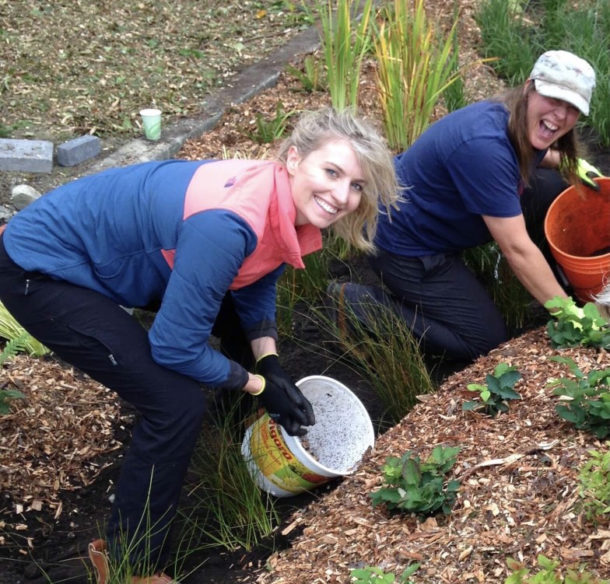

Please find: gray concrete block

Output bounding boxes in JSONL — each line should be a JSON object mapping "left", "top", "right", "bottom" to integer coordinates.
{"left": 0, "top": 139, "right": 54, "bottom": 173}
{"left": 56, "top": 135, "right": 101, "bottom": 167}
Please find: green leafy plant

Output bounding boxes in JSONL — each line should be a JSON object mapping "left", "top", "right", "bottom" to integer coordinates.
{"left": 286, "top": 54, "right": 327, "bottom": 93}
{"left": 249, "top": 102, "right": 295, "bottom": 144}
{"left": 505, "top": 554, "right": 609, "bottom": 584}
{"left": 578, "top": 445, "right": 610, "bottom": 523}
{"left": 317, "top": 0, "right": 373, "bottom": 110}
{"left": 351, "top": 563, "right": 420, "bottom": 583}
{"left": 545, "top": 296, "right": 610, "bottom": 349}
{"left": 549, "top": 356, "right": 610, "bottom": 439}
{"left": 0, "top": 300, "right": 49, "bottom": 356}
{"left": 463, "top": 362, "right": 522, "bottom": 417}
{"left": 370, "top": 445, "right": 460, "bottom": 516}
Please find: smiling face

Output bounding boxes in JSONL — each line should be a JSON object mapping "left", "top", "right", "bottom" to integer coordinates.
{"left": 286, "top": 138, "right": 365, "bottom": 228}
{"left": 526, "top": 83, "right": 580, "bottom": 150}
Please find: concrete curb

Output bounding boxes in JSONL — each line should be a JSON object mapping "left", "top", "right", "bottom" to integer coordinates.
{"left": 89, "top": 26, "right": 320, "bottom": 174}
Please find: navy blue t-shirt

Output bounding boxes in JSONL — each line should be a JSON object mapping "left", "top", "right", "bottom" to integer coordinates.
{"left": 375, "top": 101, "right": 543, "bottom": 256}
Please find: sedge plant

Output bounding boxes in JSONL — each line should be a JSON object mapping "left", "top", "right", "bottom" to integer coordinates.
{"left": 463, "top": 242, "right": 533, "bottom": 332}
{"left": 248, "top": 102, "right": 295, "bottom": 144}
{"left": 276, "top": 236, "right": 356, "bottom": 337}
{"left": 291, "top": 288, "right": 435, "bottom": 430}
{"left": 88, "top": 474, "right": 187, "bottom": 583}
{"left": 334, "top": 299, "right": 434, "bottom": 426}
{"left": 286, "top": 54, "right": 327, "bottom": 93}
{"left": 316, "top": 0, "right": 374, "bottom": 110}
{"left": 179, "top": 392, "right": 278, "bottom": 552}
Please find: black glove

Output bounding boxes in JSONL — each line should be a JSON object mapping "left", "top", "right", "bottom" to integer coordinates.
{"left": 255, "top": 353, "right": 315, "bottom": 436}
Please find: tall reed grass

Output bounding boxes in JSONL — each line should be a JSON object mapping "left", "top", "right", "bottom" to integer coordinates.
{"left": 373, "top": 0, "right": 463, "bottom": 150}
{"left": 316, "top": 0, "right": 373, "bottom": 110}
{"left": 290, "top": 296, "right": 435, "bottom": 430}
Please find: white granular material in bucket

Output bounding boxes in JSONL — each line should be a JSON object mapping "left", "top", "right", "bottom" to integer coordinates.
{"left": 297, "top": 377, "right": 374, "bottom": 474}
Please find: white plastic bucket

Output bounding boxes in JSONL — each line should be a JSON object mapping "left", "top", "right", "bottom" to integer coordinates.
{"left": 241, "top": 375, "right": 375, "bottom": 497}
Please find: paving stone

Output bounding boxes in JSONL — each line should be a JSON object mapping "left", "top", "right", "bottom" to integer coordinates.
{"left": 56, "top": 135, "right": 101, "bottom": 167}
{"left": 0, "top": 138, "right": 54, "bottom": 173}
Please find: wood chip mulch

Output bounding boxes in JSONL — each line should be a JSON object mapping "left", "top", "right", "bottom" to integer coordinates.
{"left": 0, "top": 354, "right": 127, "bottom": 540}
{"left": 253, "top": 327, "right": 610, "bottom": 584}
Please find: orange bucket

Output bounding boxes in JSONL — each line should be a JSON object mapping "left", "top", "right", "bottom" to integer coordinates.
{"left": 544, "top": 177, "right": 610, "bottom": 303}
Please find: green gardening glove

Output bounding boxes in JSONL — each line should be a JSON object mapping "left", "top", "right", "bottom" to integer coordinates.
{"left": 576, "top": 158, "right": 603, "bottom": 191}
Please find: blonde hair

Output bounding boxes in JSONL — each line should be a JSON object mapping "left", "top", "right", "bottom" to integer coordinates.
{"left": 277, "top": 107, "right": 399, "bottom": 252}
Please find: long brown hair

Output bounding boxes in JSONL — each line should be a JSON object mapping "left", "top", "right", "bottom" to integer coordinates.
{"left": 499, "top": 82, "right": 581, "bottom": 187}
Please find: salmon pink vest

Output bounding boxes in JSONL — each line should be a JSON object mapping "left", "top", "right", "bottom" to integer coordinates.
{"left": 161, "top": 159, "right": 322, "bottom": 289}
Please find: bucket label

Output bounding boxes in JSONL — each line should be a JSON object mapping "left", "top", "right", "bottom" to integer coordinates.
{"left": 248, "top": 414, "right": 328, "bottom": 494}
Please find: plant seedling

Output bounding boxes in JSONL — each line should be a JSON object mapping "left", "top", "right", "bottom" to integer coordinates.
{"left": 0, "top": 386, "right": 25, "bottom": 415}
{"left": 463, "top": 362, "right": 522, "bottom": 416}
{"left": 505, "top": 554, "right": 609, "bottom": 583}
{"left": 578, "top": 446, "right": 610, "bottom": 523}
{"left": 370, "top": 445, "right": 460, "bottom": 516}
{"left": 548, "top": 356, "right": 610, "bottom": 439}
{"left": 351, "top": 563, "right": 420, "bottom": 583}
{"left": 545, "top": 296, "right": 610, "bottom": 349}
{"left": 249, "top": 102, "right": 294, "bottom": 144}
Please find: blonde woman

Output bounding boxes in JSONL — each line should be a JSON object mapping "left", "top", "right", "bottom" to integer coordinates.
{"left": 0, "top": 107, "right": 397, "bottom": 583}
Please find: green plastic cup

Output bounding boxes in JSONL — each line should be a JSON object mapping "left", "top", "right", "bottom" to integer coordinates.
{"left": 140, "top": 108, "right": 162, "bottom": 141}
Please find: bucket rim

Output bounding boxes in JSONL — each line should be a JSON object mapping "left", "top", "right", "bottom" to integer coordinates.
{"left": 287, "top": 375, "right": 375, "bottom": 476}
{"left": 544, "top": 178, "right": 610, "bottom": 261}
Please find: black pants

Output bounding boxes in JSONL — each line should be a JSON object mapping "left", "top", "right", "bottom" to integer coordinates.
{"left": 0, "top": 236, "right": 207, "bottom": 570}
{"left": 348, "top": 168, "right": 569, "bottom": 362}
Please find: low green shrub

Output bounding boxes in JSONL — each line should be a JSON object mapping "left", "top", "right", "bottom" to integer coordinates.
{"left": 370, "top": 445, "right": 460, "bottom": 516}
{"left": 549, "top": 356, "right": 610, "bottom": 439}
{"left": 545, "top": 296, "right": 610, "bottom": 350}
{"left": 463, "top": 362, "right": 522, "bottom": 417}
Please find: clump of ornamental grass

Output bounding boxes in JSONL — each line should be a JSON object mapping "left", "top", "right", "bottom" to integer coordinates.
{"left": 373, "top": 0, "right": 467, "bottom": 150}
{"left": 178, "top": 393, "right": 278, "bottom": 553}
{"left": 288, "top": 290, "right": 435, "bottom": 430}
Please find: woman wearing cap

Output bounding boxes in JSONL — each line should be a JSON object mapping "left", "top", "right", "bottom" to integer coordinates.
{"left": 331, "top": 50, "right": 603, "bottom": 362}
{"left": 0, "top": 107, "right": 398, "bottom": 583}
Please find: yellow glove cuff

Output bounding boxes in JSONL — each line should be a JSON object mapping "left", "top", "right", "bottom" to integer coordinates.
{"left": 577, "top": 158, "right": 603, "bottom": 179}
{"left": 255, "top": 352, "right": 278, "bottom": 364}
{"left": 250, "top": 374, "right": 266, "bottom": 396}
